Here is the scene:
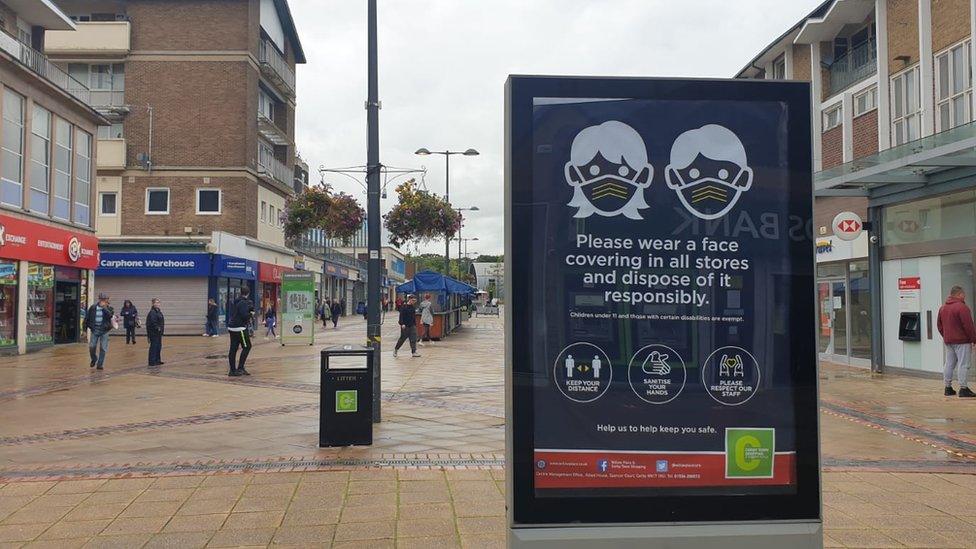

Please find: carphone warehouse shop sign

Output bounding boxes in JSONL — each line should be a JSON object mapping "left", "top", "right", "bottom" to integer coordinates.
{"left": 505, "top": 76, "right": 820, "bottom": 547}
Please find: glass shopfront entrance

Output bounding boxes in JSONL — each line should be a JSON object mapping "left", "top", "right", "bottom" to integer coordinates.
{"left": 818, "top": 261, "right": 871, "bottom": 367}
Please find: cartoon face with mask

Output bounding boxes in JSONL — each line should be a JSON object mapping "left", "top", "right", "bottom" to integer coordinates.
{"left": 665, "top": 124, "right": 753, "bottom": 220}
{"left": 565, "top": 121, "right": 653, "bottom": 219}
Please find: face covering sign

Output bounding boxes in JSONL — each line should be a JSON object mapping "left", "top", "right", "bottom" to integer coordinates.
{"left": 506, "top": 77, "right": 820, "bottom": 529}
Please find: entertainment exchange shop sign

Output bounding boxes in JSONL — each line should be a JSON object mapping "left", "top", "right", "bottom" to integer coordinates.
{"left": 505, "top": 76, "right": 821, "bottom": 533}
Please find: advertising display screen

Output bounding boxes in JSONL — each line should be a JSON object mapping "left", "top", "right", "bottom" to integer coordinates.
{"left": 506, "top": 76, "right": 819, "bottom": 525}
{"left": 282, "top": 272, "right": 315, "bottom": 345}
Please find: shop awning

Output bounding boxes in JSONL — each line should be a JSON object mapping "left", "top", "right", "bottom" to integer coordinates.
{"left": 815, "top": 121, "right": 976, "bottom": 197}
{"left": 396, "top": 271, "right": 477, "bottom": 295}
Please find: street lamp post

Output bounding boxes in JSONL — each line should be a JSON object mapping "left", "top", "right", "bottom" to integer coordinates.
{"left": 454, "top": 206, "right": 479, "bottom": 279}
{"left": 454, "top": 236, "right": 479, "bottom": 280}
{"left": 366, "top": 0, "right": 382, "bottom": 422}
{"left": 415, "top": 147, "right": 479, "bottom": 274}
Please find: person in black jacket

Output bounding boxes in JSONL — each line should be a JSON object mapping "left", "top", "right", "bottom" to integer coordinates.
{"left": 146, "top": 298, "right": 165, "bottom": 366}
{"left": 205, "top": 298, "right": 219, "bottom": 337}
{"left": 393, "top": 295, "right": 420, "bottom": 358}
{"left": 120, "top": 300, "right": 138, "bottom": 344}
{"left": 227, "top": 286, "right": 255, "bottom": 376}
{"left": 330, "top": 299, "right": 342, "bottom": 329}
{"left": 84, "top": 292, "right": 115, "bottom": 370}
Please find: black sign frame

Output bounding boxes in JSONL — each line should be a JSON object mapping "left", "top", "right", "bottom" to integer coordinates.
{"left": 504, "top": 75, "right": 820, "bottom": 526}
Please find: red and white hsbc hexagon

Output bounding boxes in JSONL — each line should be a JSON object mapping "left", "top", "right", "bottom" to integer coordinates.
{"left": 831, "top": 211, "right": 863, "bottom": 242}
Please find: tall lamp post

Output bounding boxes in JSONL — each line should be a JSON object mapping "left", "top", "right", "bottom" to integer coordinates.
{"left": 454, "top": 237, "right": 479, "bottom": 280}
{"left": 415, "top": 148, "right": 479, "bottom": 274}
{"left": 365, "top": 0, "right": 382, "bottom": 422}
{"left": 454, "top": 206, "right": 479, "bottom": 278}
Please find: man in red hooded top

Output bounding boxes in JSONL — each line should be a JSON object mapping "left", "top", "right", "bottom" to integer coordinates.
{"left": 937, "top": 285, "right": 976, "bottom": 397}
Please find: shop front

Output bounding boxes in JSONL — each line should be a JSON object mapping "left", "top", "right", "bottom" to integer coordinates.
{"left": 0, "top": 214, "right": 99, "bottom": 353}
{"left": 324, "top": 262, "right": 349, "bottom": 310}
{"left": 815, "top": 233, "right": 871, "bottom": 368}
{"left": 258, "top": 262, "right": 293, "bottom": 320}
{"left": 97, "top": 252, "right": 212, "bottom": 335}
{"left": 212, "top": 254, "right": 257, "bottom": 329}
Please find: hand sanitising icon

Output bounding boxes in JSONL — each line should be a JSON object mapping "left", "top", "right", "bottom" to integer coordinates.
{"left": 642, "top": 351, "right": 671, "bottom": 375}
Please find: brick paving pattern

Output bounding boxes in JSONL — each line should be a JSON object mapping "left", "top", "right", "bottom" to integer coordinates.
{"left": 0, "top": 313, "right": 972, "bottom": 546}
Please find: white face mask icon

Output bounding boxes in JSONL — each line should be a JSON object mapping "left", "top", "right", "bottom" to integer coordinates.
{"left": 665, "top": 124, "right": 753, "bottom": 221}
{"left": 565, "top": 121, "right": 653, "bottom": 220}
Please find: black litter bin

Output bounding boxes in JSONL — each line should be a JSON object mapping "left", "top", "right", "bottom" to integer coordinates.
{"left": 320, "top": 345, "right": 374, "bottom": 447}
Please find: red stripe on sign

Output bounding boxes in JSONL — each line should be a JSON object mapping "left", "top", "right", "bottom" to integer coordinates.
{"left": 533, "top": 450, "right": 795, "bottom": 489}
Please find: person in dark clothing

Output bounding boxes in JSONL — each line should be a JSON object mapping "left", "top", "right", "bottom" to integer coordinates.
{"left": 146, "top": 298, "right": 165, "bottom": 366}
{"left": 321, "top": 299, "right": 331, "bottom": 328}
{"left": 937, "top": 286, "right": 976, "bottom": 398}
{"left": 205, "top": 298, "right": 219, "bottom": 337}
{"left": 265, "top": 305, "right": 277, "bottom": 338}
{"left": 393, "top": 295, "right": 420, "bottom": 357}
{"left": 228, "top": 286, "right": 255, "bottom": 376}
{"left": 330, "top": 299, "right": 342, "bottom": 329}
{"left": 340, "top": 299, "right": 346, "bottom": 316}
{"left": 120, "top": 299, "right": 138, "bottom": 344}
{"left": 84, "top": 292, "right": 115, "bottom": 370}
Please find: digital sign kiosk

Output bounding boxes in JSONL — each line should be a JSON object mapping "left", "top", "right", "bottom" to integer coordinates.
{"left": 504, "top": 76, "right": 821, "bottom": 547}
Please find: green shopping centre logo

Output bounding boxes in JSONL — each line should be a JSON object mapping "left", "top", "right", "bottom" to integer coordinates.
{"left": 335, "top": 390, "right": 358, "bottom": 413}
{"left": 725, "top": 428, "right": 775, "bottom": 478}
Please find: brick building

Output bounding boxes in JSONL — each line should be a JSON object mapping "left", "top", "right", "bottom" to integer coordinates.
{"left": 738, "top": 0, "right": 976, "bottom": 381}
{"left": 43, "top": 0, "right": 311, "bottom": 334}
{"left": 0, "top": 1, "right": 108, "bottom": 354}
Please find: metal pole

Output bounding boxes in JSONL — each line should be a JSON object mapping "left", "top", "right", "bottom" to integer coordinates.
{"left": 444, "top": 153, "right": 451, "bottom": 274}
{"left": 457, "top": 238, "right": 463, "bottom": 279}
{"left": 366, "top": 0, "right": 382, "bottom": 422}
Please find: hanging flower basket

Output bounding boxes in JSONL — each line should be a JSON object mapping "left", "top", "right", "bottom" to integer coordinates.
{"left": 384, "top": 179, "right": 461, "bottom": 247}
{"left": 284, "top": 185, "right": 365, "bottom": 243}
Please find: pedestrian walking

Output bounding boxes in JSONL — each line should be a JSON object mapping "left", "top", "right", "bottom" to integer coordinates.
{"left": 265, "top": 305, "right": 278, "bottom": 338}
{"left": 330, "top": 299, "right": 342, "bottom": 329}
{"left": 84, "top": 292, "right": 115, "bottom": 370}
{"left": 395, "top": 296, "right": 403, "bottom": 311}
{"left": 340, "top": 298, "right": 347, "bottom": 317}
{"left": 937, "top": 285, "right": 976, "bottom": 398}
{"left": 419, "top": 293, "right": 434, "bottom": 343}
{"left": 393, "top": 295, "right": 420, "bottom": 358}
{"left": 121, "top": 299, "right": 138, "bottom": 344}
{"left": 146, "top": 298, "right": 165, "bottom": 366}
{"left": 205, "top": 298, "right": 219, "bottom": 337}
{"left": 228, "top": 285, "right": 255, "bottom": 376}
{"left": 320, "top": 299, "right": 331, "bottom": 328}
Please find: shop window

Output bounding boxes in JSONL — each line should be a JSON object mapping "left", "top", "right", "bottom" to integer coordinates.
{"left": 74, "top": 131, "right": 92, "bottom": 226}
{"left": 0, "top": 260, "right": 17, "bottom": 348}
{"left": 1, "top": 89, "right": 24, "bottom": 208}
{"left": 935, "top": 40, "right": 972, "bottom": 132}
{"left": 53, "top": 118, "right": 72, "bottom": 220}
{"left": 26, "top": 263, "right": 53, "bottom": 345}
{"left": 196, "top": 188, "right": 221, "bottom": 214}
{"left": 853, "top": 87, "right": 877, "bottom": 116}
{"left": 146, "top": 187, "right": 169, "bottom": 214}
{"left": 883, "top": 189, "right": 976, "bottom": 247}
{"left": 99, "top": 192, "right": 117, "bottom": 216}
{"left": 891, "top": 66, "right": 921, "bottom": 146}
{"left": 941, "top": 254, "right": 975, "bottom": 307}
{"left": 29, "top": 105, "right": 51, "bottom": 214}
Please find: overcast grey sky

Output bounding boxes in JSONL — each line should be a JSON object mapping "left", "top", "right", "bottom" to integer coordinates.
{"left": 291, "top": 0, "right": 822, "bottom": 256}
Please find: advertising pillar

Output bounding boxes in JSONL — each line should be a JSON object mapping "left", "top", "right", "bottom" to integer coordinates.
{"left": 505, "top": 76, "right": 820, "bottom": 547}
{"left": 282, "top": 272, "right": 315, "bottom": 346}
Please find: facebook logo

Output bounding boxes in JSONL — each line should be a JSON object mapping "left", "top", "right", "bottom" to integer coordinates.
{"left": 656, "top": 460, "right": 669, "bottom": 473}
{"left": 597, "top": 459, "right": 610, "bottom": 473}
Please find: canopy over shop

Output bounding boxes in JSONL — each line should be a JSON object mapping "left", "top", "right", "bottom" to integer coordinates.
{"left": 396, "top": 271, "right": 477, "bottom": 339}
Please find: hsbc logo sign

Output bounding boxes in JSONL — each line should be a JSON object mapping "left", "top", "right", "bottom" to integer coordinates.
{"left": 831, "top": 211, "right": 863, "bottom": 242}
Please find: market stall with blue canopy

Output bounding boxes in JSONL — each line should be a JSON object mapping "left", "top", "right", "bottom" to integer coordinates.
{"left": 396, "top": 271, "right": 477, "bottom": 338}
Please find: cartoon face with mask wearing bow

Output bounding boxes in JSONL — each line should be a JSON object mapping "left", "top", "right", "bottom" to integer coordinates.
{"left": 565, "top": 121, "right": 653, "bottom": 220}
{"left": 665, "top": 124, "right": 753, "bottom": 221}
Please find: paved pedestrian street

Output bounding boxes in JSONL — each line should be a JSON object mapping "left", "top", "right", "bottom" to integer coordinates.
{"left": 0, "top": 314, "right": 973, "bottom": 548}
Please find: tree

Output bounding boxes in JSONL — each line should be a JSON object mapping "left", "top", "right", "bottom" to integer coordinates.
{"left": 383, "top": 179, "right": 461, "bottom": 247}
{"left": 474, "top": 254, "right": 503, "bottom": 263}
{"left": 284, "top": 185, "right": 365, "bottom": 243}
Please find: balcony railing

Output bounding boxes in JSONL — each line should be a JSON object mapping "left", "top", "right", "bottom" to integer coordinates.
{"left": 0, "top": 31, "right": 91, "bottom": 105}
{"left": 257, "top": 155, "right": 292, "bottom": 188}
{"left": 828, "top": 38, "right": 877, "bottom": 96}
{"left": 44, "top": 21, "right": 131, "bottom": 56}
{"left": 258, "top": 39, "right": 296, "bottom": 97}
{"left": 289, "top": 237, "right": 369, "bottom": 272}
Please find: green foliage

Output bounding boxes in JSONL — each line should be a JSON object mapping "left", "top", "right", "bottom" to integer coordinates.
{"left": 474, "top": 254, "right": 503, "bottom": 263}
{"left": 383, "top": 179, "right": 461, "bottom": 247}
{"left": 284, "top": 185, "right": 365, "bottom": 242}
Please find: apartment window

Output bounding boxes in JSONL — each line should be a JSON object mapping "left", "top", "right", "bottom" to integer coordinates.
{"left": 823, "top": 105, "right": 842, "bottom": 131}
{"left": 269, "top": 205, "right": 276, "bottom": 226}
{"left": 99, "top": 192, "right": 117, "bottom": 216}
{"left": 936, "top": 41, "right": 973, "bottom": 132}
{"left": 854, "top": 87, "right": 878, "bottom": 116}
{"left": 772, "top": 55, "right": 786, "bottom": 80}
{"left": 97, "top": 123, "right": 123, "bottom": 139}
{"left": 29, "top": 106, "right": 50, "bottom": 214}
{"left": 146, "top": 188, "right": 169, "bottom": 214}
{"left": 1, "top": 90, "right": 24, "bottom": 207}
{"left": 68, "top": 64, "right": 124, "bottom": 107}
{"left": 832, "top": 23, "right": 875, "bottom": 60}
{"left": 258, "top": 89, "right": 275, "bottom": 120}
{"left": 891, "top": 66, "right": 921, "bottom": 146}
{"left": 261, "top": 200, "right": 267, "bottom": 222}
{"left": 196, "top": 188, "right": 221, "bottom": 214}
{"left": 258, "top": 141, "right": 275, "bottom": 171}
{"left": 53, "top": 118, "right": 72, "bottom": 220}
{"left": 74, "top": 131, "right": 91, "bottom": 226}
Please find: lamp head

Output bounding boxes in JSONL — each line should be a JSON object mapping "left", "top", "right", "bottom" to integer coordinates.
{"left": 415, "top": 148, "right": 431, "bottom": 156}
{"left": 463, "top": 148, "right": 479, "bottom": 156}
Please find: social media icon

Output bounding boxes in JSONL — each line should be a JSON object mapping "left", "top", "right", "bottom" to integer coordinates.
{"left": 597, "top": 459, "right": 610, "bottom": 473}
{"left": 656, "top": 460, "right": 669, "bottom": 473}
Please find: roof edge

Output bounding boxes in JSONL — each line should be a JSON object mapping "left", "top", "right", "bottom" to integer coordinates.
{"left": 733, "top": 0, "right": 834, "bottom": 78}
{"left": 273, "top": 0, "right": 306, "bottom": 64}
